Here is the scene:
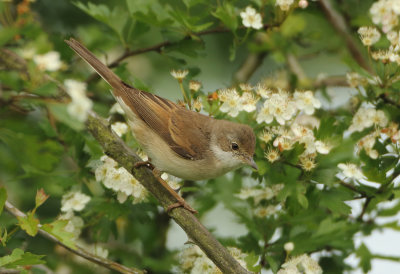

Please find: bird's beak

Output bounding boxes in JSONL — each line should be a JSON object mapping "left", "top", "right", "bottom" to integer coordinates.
{"left": 246, "top": 157, "right": 258, "bottom": 170}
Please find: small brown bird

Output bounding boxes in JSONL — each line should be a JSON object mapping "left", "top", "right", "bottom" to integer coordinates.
{"left": 66, "top": 38, "right": 257, "bottom": 212}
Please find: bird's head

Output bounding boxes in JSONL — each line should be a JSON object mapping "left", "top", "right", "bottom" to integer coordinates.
{"left": 211, "top": 120, "right": 257, "bottom": 171}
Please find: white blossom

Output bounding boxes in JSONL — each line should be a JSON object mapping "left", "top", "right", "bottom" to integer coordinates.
{"left": 170, "top": 69, "right": 188, "bottom": 80}
{"left": 358, "top": 26, "right": 381, "bottom": 46}
{"left": 67, "top": 98, "right": 92, "bottom": 122}
{"left": 284, "top": 242, "right": 294, "bottom": 252}
{"left": 338, "top": 163, "right": 365, "bottom": 180}
{"left": 219, "top": 88, "right": 241, "bottom": 117}
{"left": 294, "top": 90, "right": 321, "bottom": 115}
{"left": 240, "top": 6, "right": 263, "bottom": 30}
{"left": 239, "top": 91, "right": 258, "bottom": 112}
{"left": 276, "top": 0, "right": 295, "bottom": 11}
{"left": 315, "top": 140, "right": 332, "bottom": 154}
{"left": 111, "top": 122, "right": 128, "bottom": 137}
{"left": 33, "top": 51, "right": 62, "bottom": 71}
{"left": 61, "top": 191, "right": 91, "bottom": 212}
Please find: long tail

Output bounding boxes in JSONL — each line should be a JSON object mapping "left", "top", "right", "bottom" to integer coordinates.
{"left": 65, "top": 38, "right": 124, "bottom": 90}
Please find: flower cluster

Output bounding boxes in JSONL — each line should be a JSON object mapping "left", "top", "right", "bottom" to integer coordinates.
{"left": 218, "top": 87, "right": 258, "bottom": 117}
{"left": 218, "top": 85, "right": 320, "bottom": 123}
{"left": 257, "top": 89, "right": 320, "bottom": 125}
{"left": 348, "top": 107, "right": 388, "bottom": 133}
{"left": 370, "top": 0, "right": 400, "bottom": 32}
{"left": 278, "top": 254, "right": 322, "bottom": 274}
{"left": 259, "top": 122, "right": 332, "bottom": 170}
{"left": 95, "top": 155, "right": 149, "bottom": 204}
{"left": 59, "top": 191, "right": 90, "bottom": 240}
{"left": 179, "top": 244, "right": 248, "bottom": 273}
{"left": 64, "top": 79, "right": 93, "bottom": 122}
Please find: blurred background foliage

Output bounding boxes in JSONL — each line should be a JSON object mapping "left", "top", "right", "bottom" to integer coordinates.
{"left": 1, "top": 0, "right": 400, "bottom": 273}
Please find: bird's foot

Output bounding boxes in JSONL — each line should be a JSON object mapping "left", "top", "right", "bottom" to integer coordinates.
{"left": 134, "top": 160, "right": 155, "bottom": 170}
{"left": 167, "top": 201, "right": 198, "bottom": 214}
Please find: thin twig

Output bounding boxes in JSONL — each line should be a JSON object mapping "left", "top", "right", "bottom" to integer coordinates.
{"left": 319, "top": 0, "right": 373, "bottom": 73}
{"left": 4, "top": 201, "right": 145, "bottom": 274}
{"left": 86, "top": 113, "right": 251, "bottom": 274}
{"left": 358, "top": 197, "right": 372, "bottom": 221}
{"left": 339, "top": 181, "right": 367, "bottom": 196}
{"left": 85, "top": 23, "right": 276, "bottom": 83}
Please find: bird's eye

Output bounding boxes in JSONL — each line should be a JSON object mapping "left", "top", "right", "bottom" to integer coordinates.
{"left": 231, "top": 142, "right": 239, "bottom": 150}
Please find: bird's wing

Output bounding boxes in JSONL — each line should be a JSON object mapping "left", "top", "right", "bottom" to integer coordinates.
{"left": 117, "top": 85, "right": 210, "bottom": 160}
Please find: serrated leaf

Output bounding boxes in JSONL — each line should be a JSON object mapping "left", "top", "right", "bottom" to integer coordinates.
{"left": 245, "top": 252, "right": 261, "bottom": 272}
{"left": 0, "top": 187, "right": 6, "bottom": 216}
{"left": 18, "top": 212, "right": 39, "bottom": 236}
{"left": 0, "top": 248, "right": 45, "bottom": 268}
{"left": 41, "top": 220, "right": 76, "bottom": 249}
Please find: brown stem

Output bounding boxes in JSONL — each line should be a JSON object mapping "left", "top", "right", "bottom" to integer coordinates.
{"left": 319, "top": 0, "right": 373, "bottom": 73}
{"left": 4, "top": 201, "right": 145, "bottom": 274}
{"left": 86, "top": 113, "right": 251, "bottom": 274}
{"left": 358, "top": 197, "right": 372, "bottom": 221}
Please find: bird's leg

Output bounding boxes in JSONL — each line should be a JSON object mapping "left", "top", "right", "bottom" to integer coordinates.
{"left": 152, "top": 168, "right": 198, "bottom": 214}
{"left": 134, "top": 160, "right": 197, "bottom": 214}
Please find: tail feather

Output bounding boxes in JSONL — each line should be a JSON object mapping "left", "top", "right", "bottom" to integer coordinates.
{"left": 65, "top": 38, "right": 123, "bottom": 90}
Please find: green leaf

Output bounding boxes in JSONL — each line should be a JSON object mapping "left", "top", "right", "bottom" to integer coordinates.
{"left": 32, "top": 82, "right": 58, "bottom": 96}
{"left": 0, "top": 27, "right": 18, "bottom": 47}
{"left": 18, "top": 212, "right": 39, "bottom": 236}
{"left": 356, "top": 243, "right": 372, "bottom": 273}
{"left": 212, "top": 3, "right": 238, "bottom": 32}
{"left": 281, "top": 14, "right": 306, "bottom": 37}
{"left": 265, "top": 255, "right": 279, "bottom": 273}
{"left": 0, "top": 187, "right": 6, "bottom": 216}
{"left": 0, "top": 248, "right": 45, "bottom": 268}
{"left": 320, "top": 189, "right": 352, "bottom": 215}
{"left": 41, "top": 220, "right": 76, "bottom": 249}
{"left": 245, "top": 252, "right": 261, "bottom": 272}
{"left": 297, "top": 192, "right": 309, "bottom": 209}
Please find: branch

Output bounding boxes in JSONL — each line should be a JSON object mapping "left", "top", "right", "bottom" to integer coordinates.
{"left": 319, "top": 0, "right": 373, "bottom": 73}
{"left": 339, "top": 181, "right": 367, "bottom": 197}
{"left": 86, "top": 24, "right": 276, "bottom": 83}
{"left": 378, "top": 93, "right": 400, "bottom": 109}
{"left": 357, "top": 197, "right": 372, "bottom": 221}
{"left": 4, "top": 201, "right": 144, "bottom": 274}
{"left": 233, "top": 52, "right": 267, "bottom": 84}
{"left": 86, "top": 113, "right": 251, "bottom": 274}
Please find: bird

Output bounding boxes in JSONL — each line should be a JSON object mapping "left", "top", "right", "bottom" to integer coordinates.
{"left": 65, "top": 38, "right": 257, "bottom": 213}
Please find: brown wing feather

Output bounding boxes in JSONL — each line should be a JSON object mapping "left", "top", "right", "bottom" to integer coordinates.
{"left": 117, "top": 84, "right": 210, "bottom": 160}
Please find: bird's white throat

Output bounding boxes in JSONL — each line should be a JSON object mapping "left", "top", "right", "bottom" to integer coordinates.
{"left": 210, "top": 143, "right": 244, "bottom": 172}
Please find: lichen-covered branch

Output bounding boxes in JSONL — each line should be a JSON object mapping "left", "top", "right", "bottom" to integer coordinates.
{"left": 86, "top": 114, "right": 252, "bottom": 274}
{"left": 4, "top": 201, "right": 144, "bottom": 274}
